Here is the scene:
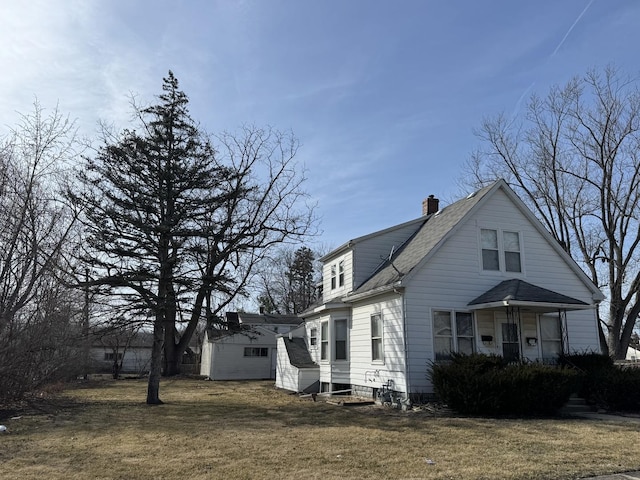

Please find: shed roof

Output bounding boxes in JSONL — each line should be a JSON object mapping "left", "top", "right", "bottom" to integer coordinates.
{"left": 282, "top": 337, "right": 318, "bottom": 369}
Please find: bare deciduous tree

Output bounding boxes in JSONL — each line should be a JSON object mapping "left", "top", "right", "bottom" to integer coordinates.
{"left": 464, "top": 65, "right": 640, "bottom": 358}
{"left": 0, "top": 102, "right": 83, "bottom": 401}
{"left": 257, "top": 246, "right": 319, "bottom": 314}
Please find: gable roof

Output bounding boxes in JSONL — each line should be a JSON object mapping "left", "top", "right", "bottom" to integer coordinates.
{"left": 345, "top": 179, "right": 603, "bottom": 303}
{"left": 282, "top": 337, "right": 318, "bottom": 369}
{"left": 348, "top": 182, "right": 495, "bottom": 297}
{"left": 468, "top": 279, "right": 590, "bottom": 311}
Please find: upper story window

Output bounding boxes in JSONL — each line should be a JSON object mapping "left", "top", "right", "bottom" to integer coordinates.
{"left": 503, "top": 231, "right": 521, "bottom": 272}
{"left": 309, "top": 327, "right": 317, "bottom": 347}
{"left": 481, "top": 229, "right": 499, "bottom": 271}
{"left": 338, "top": 261, "right": 344, "bottom": 287}
{"left": 330, "top": 264, "right": 337, "bottom": 289}
{"left": 481, "top": 228, "right": 522, "bottom": 273}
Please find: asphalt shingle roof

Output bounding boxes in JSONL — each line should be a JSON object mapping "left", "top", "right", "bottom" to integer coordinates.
{"left": 282, "top": 337, "right": 318, "bottom": 369}
{"left": 468, "top": 279, "right": 588, "bottom": 307}
{"left": 350, "top": 183, "right": 496, "bottom": 295}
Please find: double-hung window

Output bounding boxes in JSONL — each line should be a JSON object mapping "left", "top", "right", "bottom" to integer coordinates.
{"left": 309, "top": 327, "right": 317, "bottom": 347}
{"left": 503, "top": 231, "right": 521, "bottom": 272}
{"left": 334, "top": 319, "right": 347, "bottom": 360}
{"left": 481, "top": 228, "right": 522, "bottom": 273}
{"left": 481, "top": 229, "right": 500, "bottom": 271}
{"left": 433, "top": 310, "right": 475, "bottom": 361}
{"left": 338, "top": 261, "right": 344, "bottom": 287}
{"left": 330, "top": 265, "right": 337, "bottom": 289}
{"left": 371, "top": 314, "right": 383, "bottom": 361}
{"left": 320, "top": 322, "right": 328, "bottom": 360}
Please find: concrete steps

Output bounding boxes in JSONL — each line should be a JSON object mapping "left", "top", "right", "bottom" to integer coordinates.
{"left": 561, "top": 395, "right": 593, "bottom": 415}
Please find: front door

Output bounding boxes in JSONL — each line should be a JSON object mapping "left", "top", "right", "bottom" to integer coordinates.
{"left": 501, "top": 322, "right": 520, "bottom": 362}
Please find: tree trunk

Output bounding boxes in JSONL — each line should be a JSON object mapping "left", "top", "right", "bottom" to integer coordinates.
{"left": 146, "top": 318, "right": 164, "bottom": 405}
{"left": 163, "top": 327, "right": 181, "bottom": 377}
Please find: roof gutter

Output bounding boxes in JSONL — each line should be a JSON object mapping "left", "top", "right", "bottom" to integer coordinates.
{"left": 343, "top": 282, "right": 404, "bottom": 303}
{"left": 468, "top": 300, "right": 594, "bottom": 311}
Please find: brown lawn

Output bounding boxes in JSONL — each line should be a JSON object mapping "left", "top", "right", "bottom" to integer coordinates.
{"left": 1, "top": 378, "right": 639, "bottom": 480}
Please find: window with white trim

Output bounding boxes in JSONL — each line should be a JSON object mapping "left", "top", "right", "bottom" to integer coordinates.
{"left": 338, "top": 260, "right": 344, "bottom": 287}
{"left": 480, "top": 228, "right": 522, "bottom": 273}
{"left": 320, "top": 322, "right": 328, "bottom": 360}
{"left": 330, "top": 264, "right": 337, "bottom": 289}
{"left": 371, "top": 313, "right": 383, "bottom": 361}
{"left": 334, "top": 319, "right": 347, "bottom": 361}
{"left": 309, "top": 327, "right": 317, "bottom": 347}
{"left": 433, "top": 310, "right": 475, "bottom": 361}
{"left": 503, "top": 231, "right": 521, "bottom": 272}
{"left": 481, "top": 229, "right": 500, "bottom": 271}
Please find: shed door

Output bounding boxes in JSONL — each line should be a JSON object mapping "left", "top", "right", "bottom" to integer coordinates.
{"left": 270, "top": 348, "right": 277, "bottom": 379}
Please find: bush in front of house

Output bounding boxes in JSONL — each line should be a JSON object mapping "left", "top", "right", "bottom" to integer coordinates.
{"left": 591, "top": 366, "right": 640, "bottom": 411}
{"left": 558, "top": 352, "right": 614, "bottom": 401}
{"left": 430, "top": 353, "right": 578, "bottom": 416}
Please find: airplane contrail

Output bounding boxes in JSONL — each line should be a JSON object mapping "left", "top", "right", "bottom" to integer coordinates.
{"left": 551, "top": 0, "right": 595, "bottom": 57}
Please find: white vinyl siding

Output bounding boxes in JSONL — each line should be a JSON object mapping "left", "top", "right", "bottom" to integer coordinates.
{"left": 349, "top": 293, "right": 406, "bottom": 395}
{"left": 403, "top": 188, "right": 599, "bottom": 393}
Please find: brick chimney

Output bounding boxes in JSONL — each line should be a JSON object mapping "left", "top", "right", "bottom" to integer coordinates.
{"left": 422, "top": 194, "right": 439, "bottom": 216}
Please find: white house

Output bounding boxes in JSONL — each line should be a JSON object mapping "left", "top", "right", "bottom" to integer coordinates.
{"left": 200, "top": 311, "right": 303, "bottom": 380}
{"left": 90, "top": 330, "right": 153, "bottom": 375}
{"left": 276, "top": 179, "right": 604, "bottom": 402}
{"left": 626, "top": 346, "right": 640, "bottom": 362}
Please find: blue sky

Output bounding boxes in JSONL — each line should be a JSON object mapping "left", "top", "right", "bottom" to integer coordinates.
{"left": 1, "top": 0, "right": 638, "bottom": 250}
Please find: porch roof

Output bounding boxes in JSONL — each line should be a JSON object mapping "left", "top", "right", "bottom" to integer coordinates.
{"left": 467, "top": 279, "right": 591, "bottom": 312}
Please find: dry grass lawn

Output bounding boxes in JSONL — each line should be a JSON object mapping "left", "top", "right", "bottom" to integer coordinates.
{"left": 1, "top": 378, "right": 639, "bottom": 480}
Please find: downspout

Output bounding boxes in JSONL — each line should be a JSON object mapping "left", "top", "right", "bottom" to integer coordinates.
{"left": 396, "top": 287, "right": 411, "bottom": 402}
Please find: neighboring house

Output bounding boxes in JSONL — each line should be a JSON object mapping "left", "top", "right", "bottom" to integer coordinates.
{"left": 276, "top": 179, "right": 604, "bottom": 402}
{"left": 90, "top": 330, "right": 153, "bottom": 375}
{"left": 91, "top": 329, "right": 201, "bottom": 375}
{"left": 200, "top": 311, "right": 303, "bottom": 380}
{"left": 626, "top": 346, "right": 640, "bottom": 362}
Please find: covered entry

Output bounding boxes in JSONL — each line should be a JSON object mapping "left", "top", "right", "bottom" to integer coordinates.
{"left": 468, "top": 279, "right": 592, "bottom": 363}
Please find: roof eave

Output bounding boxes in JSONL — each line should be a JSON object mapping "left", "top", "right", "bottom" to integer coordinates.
{"left": 344, "top": 282, "right": 404, "bottom": 303}
{"left": 468, "top": 300, "right": 593, "bottom": 312}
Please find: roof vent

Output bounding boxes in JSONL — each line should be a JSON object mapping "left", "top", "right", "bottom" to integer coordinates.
{"left": 466, "top": 191, "right": 477, "bottom": 199}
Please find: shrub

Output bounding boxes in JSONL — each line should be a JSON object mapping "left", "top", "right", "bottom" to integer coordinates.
{"left": 585, "top": 366, "right": 640, "bottom": 411}
{"left": 430, "top": 353, "right": 578, "bottom": 416}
